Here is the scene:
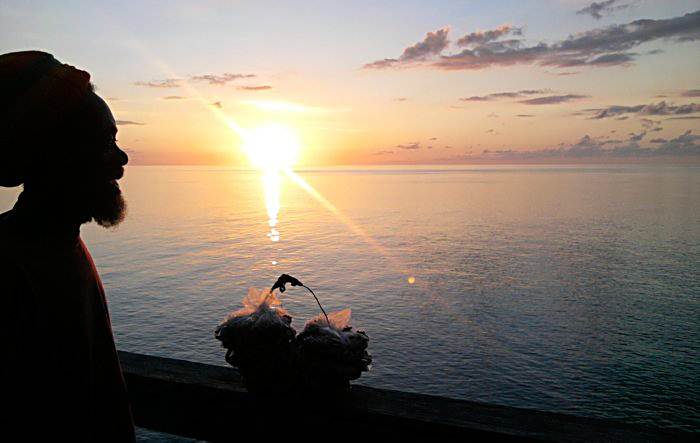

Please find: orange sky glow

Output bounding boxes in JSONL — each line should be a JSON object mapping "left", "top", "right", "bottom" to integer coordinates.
{"left": 2, "top": 1, "right": 699, "bottom": 166}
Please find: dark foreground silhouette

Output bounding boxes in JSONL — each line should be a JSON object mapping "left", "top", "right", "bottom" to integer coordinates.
{"left": 0, "top": 51, "right": 134, "bottom": 441}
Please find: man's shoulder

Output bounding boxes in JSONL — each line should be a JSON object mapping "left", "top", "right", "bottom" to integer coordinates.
{"left": 0, "top": 209, "right": 15, "bottom": 239}
{"left": 0, "top": 209, "right": 22, "bottom": 259}
{"left": 0, "top": 209, "right": 13, "bottom": 236}
{"left": 0, "top": 209, "right": 12, "bottom": 223}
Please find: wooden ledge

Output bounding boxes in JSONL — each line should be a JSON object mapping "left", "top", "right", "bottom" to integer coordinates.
{"left": 118, "top": 351, "right": 688, "bottom": 442}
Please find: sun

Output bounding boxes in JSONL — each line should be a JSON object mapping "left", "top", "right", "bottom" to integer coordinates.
{"left": 241, "top": 123, "right": 301, "bottom": 171}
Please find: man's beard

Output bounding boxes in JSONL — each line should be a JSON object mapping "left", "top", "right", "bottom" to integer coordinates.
{"left": 89, "top": 179, "right": 127, "bottom": 227}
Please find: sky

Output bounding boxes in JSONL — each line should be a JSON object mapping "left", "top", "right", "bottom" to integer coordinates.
{"left": 2, "top": 0, "right": 699, "bottom": 166}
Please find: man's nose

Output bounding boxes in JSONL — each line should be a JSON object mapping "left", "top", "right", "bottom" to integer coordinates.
{"left": 115, "top": 145, "right": 129, "bottom": 166}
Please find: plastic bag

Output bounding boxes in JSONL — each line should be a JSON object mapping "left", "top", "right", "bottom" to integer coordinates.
{"left": 215, "top": 276, "right": 372, "bottom": 393}
{"left": 214, "top": 288, "right": 296, "bottom": 392}
{"left": 292, "top": 309, "right": 372, "bottom": 391}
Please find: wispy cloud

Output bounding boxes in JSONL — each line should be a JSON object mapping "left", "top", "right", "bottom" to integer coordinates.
{"left": 666, "top": 116, "right": 700, "bottom": 120}
{"left": 460, "top": 89, "right": 551, "bottom": 101}
{"left": 134, "top": 78, "right": 182, "bottom": 88}
{"left": 640, "top": 118, "right": 660, "bottom": 128}
{"left": 548, "top": 71, "right": 580, "bottom": 76}
{"left": 480, "top": 130, "right": 700, "bottom": 160}
{"left": 211, "top": 101, "right": 223, "bottom": 109}
{"left": 364, "top": 10, "right": 700, "bottom": 71}
{"left": 576, "top": 1, "right": 631, "bottom": 20}
{"left": 629, "top": 130, "right": 646, "bottom": 142}
{"left": 136, "top": 73, "right": 257, "bottom": 88}
{"left": 520, "top": 94, "right": 589, "bottom": 105}
{"left": 396, "top": 142, "right": 421, "bottom": 150}
{"left": 363, "top": 27, "right": 450, "bottom": 69}
{"left": 115, "top": 120, "right": 145, "bottom": 126}
{"left": 681, "top": 89, "right": 700, "bottom": 97}
{"left": 586, "top": 101, "right": 700, "bottom": 118}
{"left": 191, "top": 73, "right": 256, "bottom": 85}
{"left": 456, "top": 24, "right": 521, "bottom": 46}
{"left": 237, "top": 85, "right": 272, "bottom": 91}
{"left": 162, "top": 95, "right": 187, "bottom": 100}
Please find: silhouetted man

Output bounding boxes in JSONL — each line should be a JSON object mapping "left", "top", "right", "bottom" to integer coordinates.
{"left": 0, "top": 51, "right": 134, "bottom": 441}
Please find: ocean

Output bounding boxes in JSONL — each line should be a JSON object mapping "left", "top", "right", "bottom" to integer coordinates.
{"left": 1, "top": 164, "right": 698, "bottom": 432}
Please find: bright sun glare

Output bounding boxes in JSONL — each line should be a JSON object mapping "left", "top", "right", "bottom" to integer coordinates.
{"left": 242, "top": 123, "right": 301, "bottom": 171}
{"left": 238, "top": 122, "right": 302, "bottom": 244}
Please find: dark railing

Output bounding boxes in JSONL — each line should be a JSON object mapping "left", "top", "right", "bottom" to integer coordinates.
{"left": 118, "top": 351, "right": 688, "bottom": 442}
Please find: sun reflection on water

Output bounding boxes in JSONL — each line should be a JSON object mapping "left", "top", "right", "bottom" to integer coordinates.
{"left": 263, "top": 170, "right": 281, "bottom": 242}
{"left": 240, "top": 123, "right": 301, "bottom": 243}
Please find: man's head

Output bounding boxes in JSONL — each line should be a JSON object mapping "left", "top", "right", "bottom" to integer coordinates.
{"left": 0, "top": 51, "right": 128, "bottom": 227}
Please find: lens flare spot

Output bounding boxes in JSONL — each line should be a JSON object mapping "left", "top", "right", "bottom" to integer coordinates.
{"left": 407, "top": 276, "right": 416, "bottom": 285}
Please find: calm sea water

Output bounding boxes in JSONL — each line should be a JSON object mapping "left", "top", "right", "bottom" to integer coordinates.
{"left": 1, "top": 165, "right": 698, "bottom": 432}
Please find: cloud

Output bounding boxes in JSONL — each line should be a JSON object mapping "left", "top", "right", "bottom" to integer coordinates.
{"left": 134, "top": 78, "right": 181, "bottom": 88}
{"left": 520, "top": 94, "right": 589, "bottom": 105}
{"left": 681, "top": 89, "right": 700, "bottom": 97}
{"left": 460, "top": 95, "right": 490, "bottom": 102}
{"left": 363, "top": 27, "right": 449, "bottom": 68}
{"left": 586, "top": 52, "right": 636, "bottom": 66}
{"left": 162, "top": 95, "right": 187, "bottom": 100}
{"left": 516, "top": 114, "right": 535, "bottom": 117}
{"left": 576, "top": 1, "right": 631, "bottom": 20}
{"left": 394, "top": 97, "right": 409, "bottom": 102}
{"left": 460, "top": 89, "right": 551, "bottom": 101}
{"left": 587, "top": 100, "right": 700, "bottom": 118}
{"left": 640, "top": 118, "right": 660, "bottom": 128}
{"left": 396, "top": 142, "right": 421, "bottom": 150}
{"left": 237, "top": 85, "right": 272, "bottom": 91}
{"left": 191, "top": 73, "right": 256, "bottom": 85}
{"left": 666, "top": 116, "right": 700, "bottom": 120}
{"left": 629, "top": 130, "right": 647, "bottom": 141}
{"left": 653, "top": 130, "right": 700, "bottom": 154}
{"left": 136, "top": 73, "right": 258, "bottom": 88}
{"left": 364, "top": 10, "right": 700, "bottom": 71}
{"left": 479, "top": 130, "right": 700, "bottom": 159}
{"left": 211, "top": 101, "right": 223, "bottom": 109}
{"left": 400, "top": 27, "right": 450, "bottom": 60}
{"left": 373, "top": 150, "right": 395, "bottom": 155}
{"left": 115, "top": 120, "right": 145, "bottom": 126}
{"left": 548, "top": 70, "right": 580, "bottom": 76}
{"left": 456, "top": 24, "right": 521, "bottom": 46}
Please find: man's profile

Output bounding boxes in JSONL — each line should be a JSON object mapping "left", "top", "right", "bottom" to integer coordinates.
{"left": 0, "top": 51, "right": 134, "bottom": 441}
